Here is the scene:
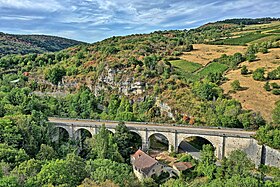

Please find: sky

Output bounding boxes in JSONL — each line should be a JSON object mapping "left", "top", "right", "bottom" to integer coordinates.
{"left": 0, "top": 0, "right": 279, "bottom": 43}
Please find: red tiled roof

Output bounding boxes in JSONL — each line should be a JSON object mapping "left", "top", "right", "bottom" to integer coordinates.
{"left": 173, "top": 162, "right": 193, "bottom": 171}
{"left": 132, "top": 149, "right": 158, "bottom": 175}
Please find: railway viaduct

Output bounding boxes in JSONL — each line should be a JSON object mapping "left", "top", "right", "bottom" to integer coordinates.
{"left": 48, "top": 117, "right": 267, "bottom": 166}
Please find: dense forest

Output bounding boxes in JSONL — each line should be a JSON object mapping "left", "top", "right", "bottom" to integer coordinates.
{"left": 0, "top": 32, "right": 84, "bottom": 57}
{"left": 0, "top": 17, "right": 280, "bottom": 186}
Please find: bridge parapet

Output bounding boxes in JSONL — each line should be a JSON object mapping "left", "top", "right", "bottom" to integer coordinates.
{"left": 49, "top": 117, "right": 264, "bottom": 166}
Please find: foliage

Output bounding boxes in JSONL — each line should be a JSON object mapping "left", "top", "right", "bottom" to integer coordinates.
{"left": 196, "top": 144, "right": 216, "bottom": 180}
{"left": 0, "top": 32, "right": 83, "bottom": 57}
{"left": 256, "top": 125, "right": 280, "bottom": 149}
{"left": 114, "top": 122, "right": 135, "bottom": 162}
{"left": 264, "top": 82, "right": 271, "bottom": 91}
{"left": 241, "top": 65, "right": 249, "bottom": 75}
{"left": 268, "top": 66, "right": 280, "bottom": 80}
{"left": 192, "top": 81, "right": 222, "bottom": 101}
{"left": 253, "top": 68, "right": 266, "bottom": 81}
{"left": 44, "top": 65, "right": 66, "bottom": 85}
{"left": 35, "top": 154, "right": 87, "bottom": 187}
{"left": 231, "top": 80, "right": 241, "bottom": 91}
{"left": 86, "top": 159, "right": 135, "bottom": 187}
{"left": 86, "top": 125, "right": 124, "bottom": 162}
{"left": 273, "top": 101, "right": 280, "bottom": 125}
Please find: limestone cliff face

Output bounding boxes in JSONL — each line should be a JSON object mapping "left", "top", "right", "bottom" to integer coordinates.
{"left": 155, "top": 99, "right": 175, "bottom": 120}
{"left": 33, "top": 65, "right": 147, "bottom": 97}
{"left": 93, "top": 66, "right": 146, "bottom": 96}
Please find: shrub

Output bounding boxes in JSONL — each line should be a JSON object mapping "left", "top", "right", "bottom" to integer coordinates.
{"left": 263, "top": 82, "right": 271, "bottom": 91}
{"left": 252, "top": 68, "right": 265, "bottom": 81}
{"left": 271, "top": 82, "right": 280, "bottom": 89}
{"left": 231, "top": 80, "right": 241, "bottom": 91}
{"left": 246, "top": 53, "right": 257, "bottom": 62}
{"left": 272, "top": 89, "right": 280, "bottom": 95}
{"left": 268, "top": 66, "right": 280, "bottom": 80}
{"left": 241, "top": 65, "right": 249, "bottom": 75}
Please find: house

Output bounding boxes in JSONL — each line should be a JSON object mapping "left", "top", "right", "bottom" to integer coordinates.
{"left": 131, "top": 149, "right": 165, "bottom": 180}
{"left": 172, "top": 162, "right": 193, "bottom": 175}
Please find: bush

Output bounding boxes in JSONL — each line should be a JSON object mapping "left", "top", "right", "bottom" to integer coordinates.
{"left": 241, "top": 65, "right": 249, "bottom": 75}
{"left": 268, "top": 66, "right": 280, "bottom": 80}
{"left": 231, "top": 80, "right": 241, "bottom": 91}
{"left": 44, "top": 65, "right": 66, "bottom": 85}
{"left": 246, "top": 53, "right": 257, "bottom": 62}
{"left": 272, "top": 89, "right": 280, "bottom": 95}
{"left": 252, "top": 68, "right": 265, "bottom": 81}
{"left": 271, "top": 82, "right": 280, "bottom": 89}
{"left": 263, "top": 82, "right": 271, "bottom": 91}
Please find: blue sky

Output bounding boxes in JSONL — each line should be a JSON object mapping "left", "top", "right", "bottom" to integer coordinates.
{"left": 0, "top": 0, "right": 279, "bottom": 43}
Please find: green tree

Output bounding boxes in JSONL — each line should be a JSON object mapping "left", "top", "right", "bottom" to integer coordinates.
{"left": 253, "top": 68, "right": 265, "bottom": 81}
{"left": 231, "top": 80, "right": 241, "bottom": 91}
{"left": 0, "top": 118, "right": 22, "bottom": 147}
{"left": 141, "top": 178, "right": 157, "bottom": 187}
{"left": 36, "top": 144, "right": 57, "bottom": 161}
{"left": 264, "top": 82, "right": 271, "bottom": 91}
{"left": 196, "top": 144, "right": 216, "bottom": 180}
{"left": 272, "top": 101, "right": 280, "bottom": 124}
{"left": 11, "top": 159, "right": 43, "bottom": 186}
{"left": 114, "top": 122, "right": 134, "bottom": 162}
{"left": 0, "top": 176, "right": 20, "bottom": 187}
{"left": 223, "top": 150, "right": 254, "bottom": 178}
{"left": 44, "top": 65, "right": 66, "bottom": 85}
{"left": 86, "top": 159, "right": 135, "bottom": 187}
{"left": 241, "top": 65, "right": 249, "bottom": 75}
{"left": 162, "top": 178, "right": 188, "bottom": 187}
{"left": 192, "top": 81, "right": 222, "bottom": 101}
{"left": 87, "top": 125, "right": 123, "bottom": 162}
{"left": 0, "top": 144, "right": 29, "bottom": 167}
{"left": 35, "top": 154, "right": 87, "bottom": 187}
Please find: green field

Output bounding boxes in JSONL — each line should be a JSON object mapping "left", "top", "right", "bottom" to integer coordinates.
{"left": 197, "top": 62, "right": 228, "bottom": 78}
{"left": 170, "top": 59, "right": 202, "bottom": 73}
{"left": 250, "top": 34, "right": 280, "bottom": 44}
{"left": 268, "top": 29, "right": 280, "bottom": 34}
{"left": 214, "top": 33, "right": 269, "bottom": 45}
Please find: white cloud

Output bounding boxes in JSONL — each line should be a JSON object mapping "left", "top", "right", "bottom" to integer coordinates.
{"left": 0, "top": 0, "right": 64, "bottom": 11}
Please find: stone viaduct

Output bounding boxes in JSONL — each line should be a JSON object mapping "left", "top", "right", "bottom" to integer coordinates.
{"left": 48, "top": 117, "right": 272, "bottom": 167}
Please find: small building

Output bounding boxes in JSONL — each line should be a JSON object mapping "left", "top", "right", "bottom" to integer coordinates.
{"left": 173, "top": 162, "right": 193, "bottom": 175}
{"left": 131, "top": 149, "right": 165, "bottom": 180}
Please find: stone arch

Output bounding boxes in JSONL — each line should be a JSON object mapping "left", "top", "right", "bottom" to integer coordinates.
{"left": 129, "top": 130, "right": 143, "bottom": 142}
{"left": 148, "top": 132, "right": 170, "bottom": 151}
{"left": 107, "top": 128, "right": 115, "bottom": 134}
{"left": 129, "top": 130, "right": 143, "bottom": 151}
{"left": 74, "top": 128, "right": 93, "bottom": 141}
{"left": 52, "top": 126, "right": 71, "bottom": 142}
{"left": 177, "top": 134, "right": 222, "bottom": 159}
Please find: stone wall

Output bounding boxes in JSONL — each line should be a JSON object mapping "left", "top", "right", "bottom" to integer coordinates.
{"left": 262, "top": 145, "right": 280, "bottom": 168}
{"left": 224, "top": 137, "right": 262, "bottom": 167}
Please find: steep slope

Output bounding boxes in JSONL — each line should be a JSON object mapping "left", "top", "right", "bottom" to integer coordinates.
{"left": 0, "top": 32, "right": 85, "bottom": 56}
{"left": 1, "top": 17, "right": 279, "bottom": 126}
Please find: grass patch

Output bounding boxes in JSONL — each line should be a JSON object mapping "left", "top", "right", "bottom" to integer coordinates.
{"left": 213, "top": 33, "right": 269, "bottom": 45}
{"left": 250, "top": 34, "right": 280, "bottom": 44}
{"left": 267, "top": 29, "right": 280, "bottom": 34}
{"left": 197, "top": 62, "right": 228, "bottom": 78}
{"left": 170, "top": 60, "right": 202, "bottom": 73}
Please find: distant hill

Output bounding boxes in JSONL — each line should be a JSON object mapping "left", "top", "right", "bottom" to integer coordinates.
{"left": 0, "top": 32, "right": 85, "bottom": 57}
